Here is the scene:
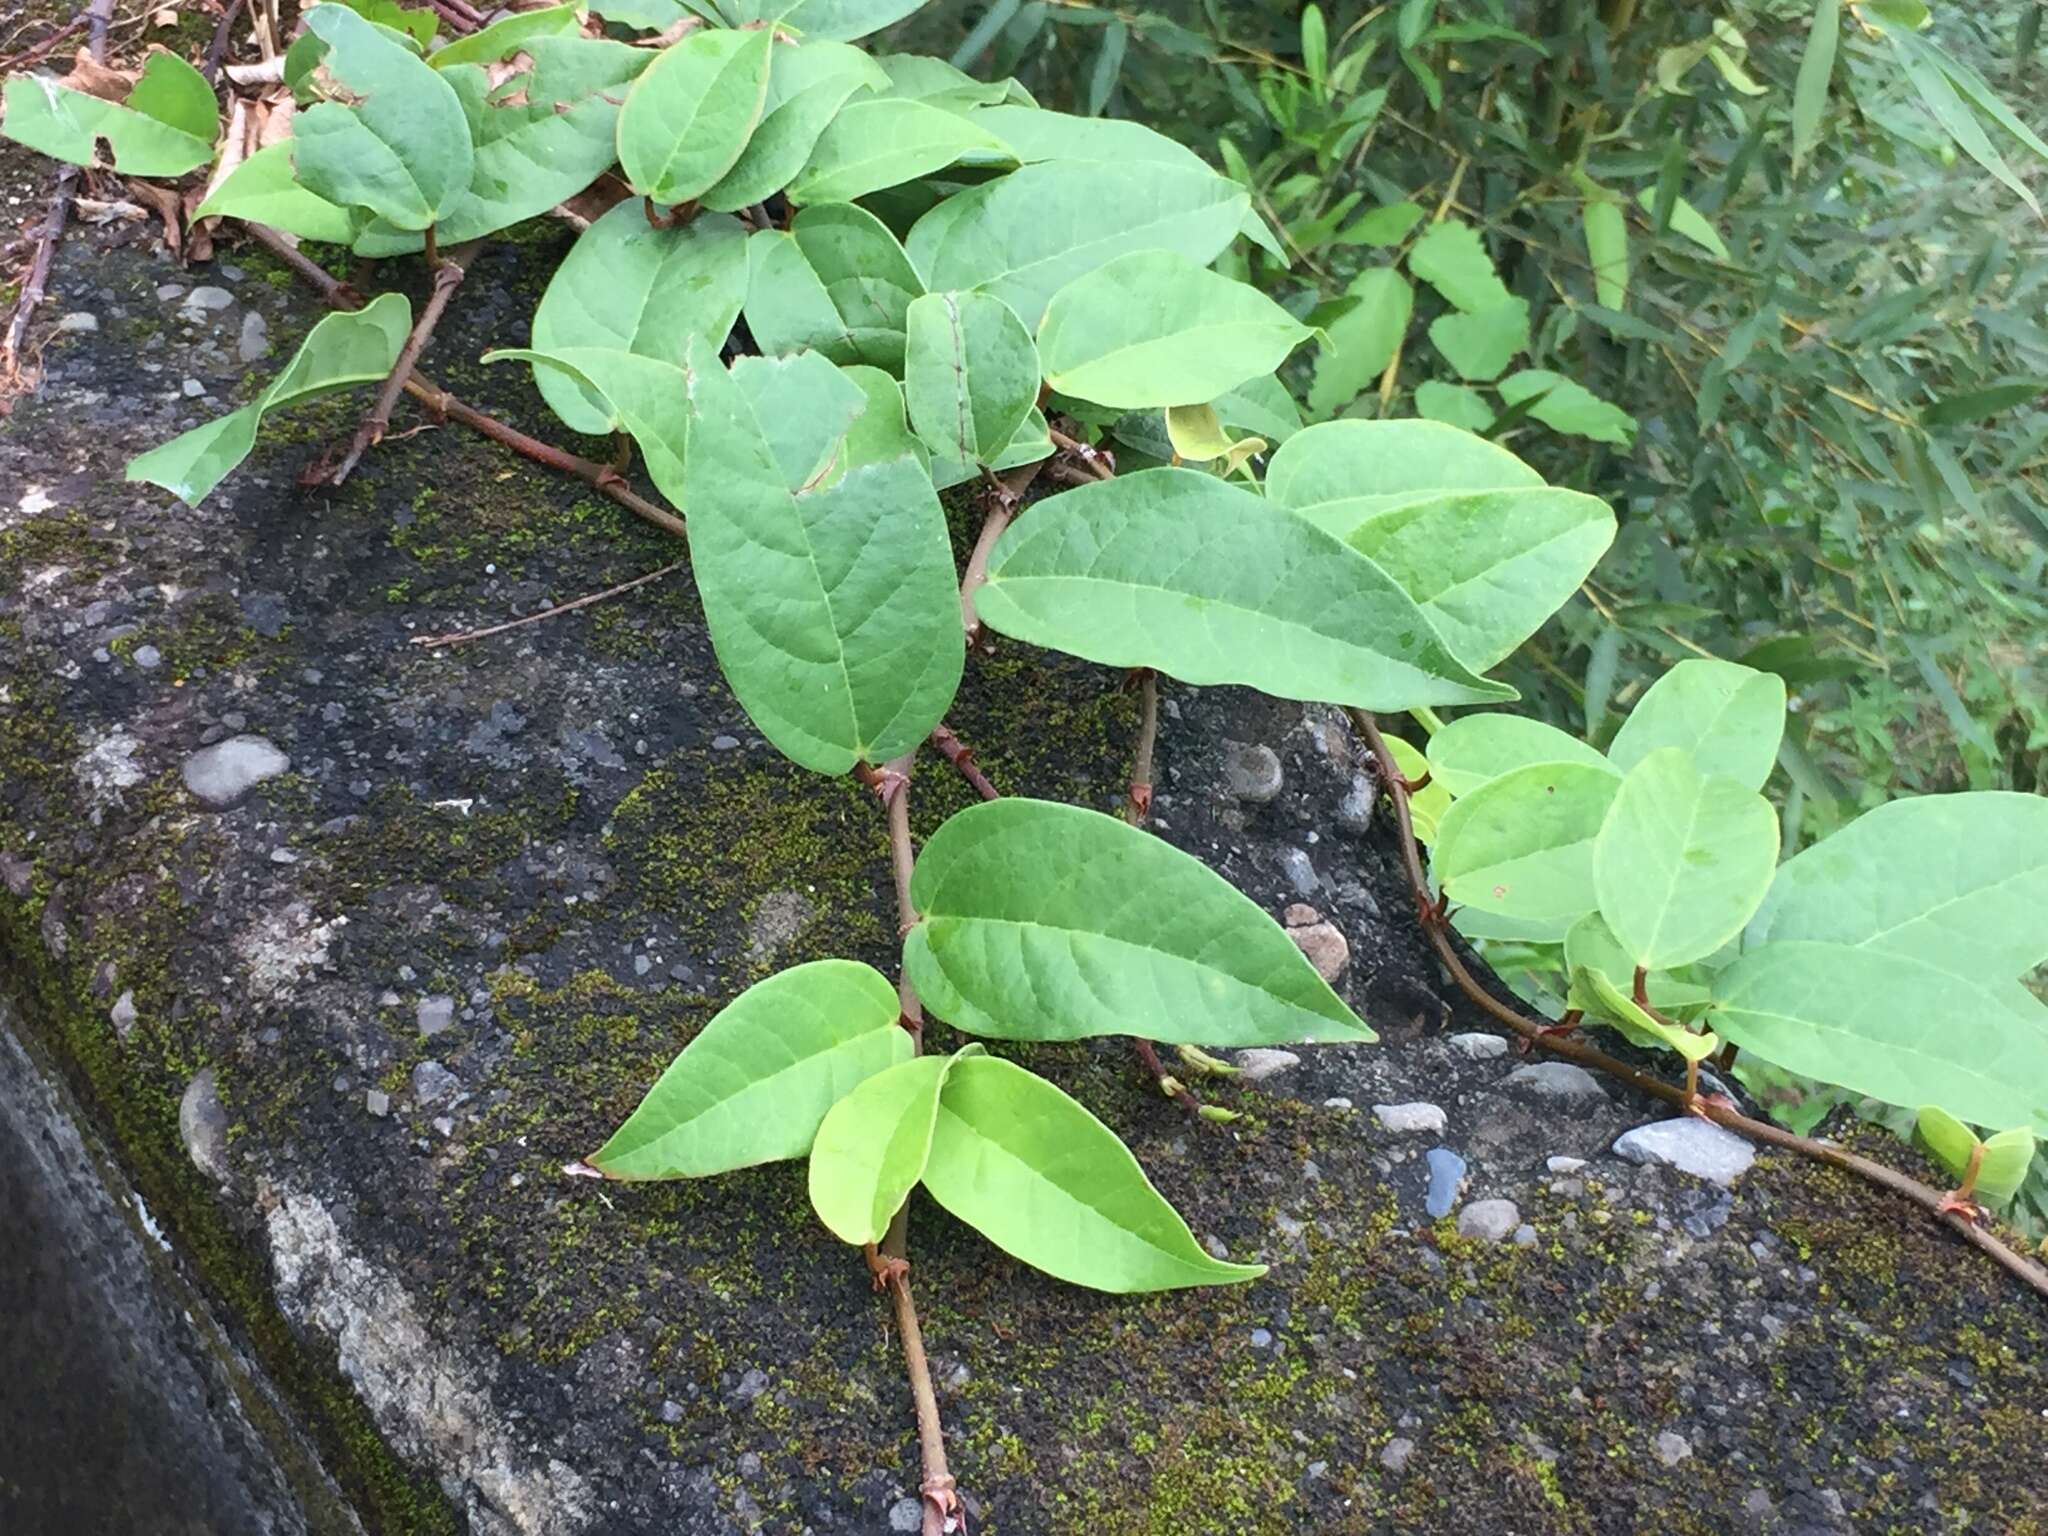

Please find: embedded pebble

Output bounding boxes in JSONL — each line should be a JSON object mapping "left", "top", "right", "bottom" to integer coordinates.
{"left": 1379, "top": 1437, "right": 1416, "bottom": 1474}
{"left": 1503, "top": 1061, "right": 1607, "bottom": 1104}
{"left": 181, "top": 378, "right": 205, "bottom": 397}
{"left": 417, "top": 996, "right": 456, "bottom": 1037}
{"left": 1234, "top": 1048, "right": 1300, "bottom": 1082}
{"left": 1222, "top": 741, "right": 1283, "bottom": 803}
{"left": 58, "top": 311, "right": 99, "bottom": 333}
{"left": 109, "top": 990, "right": 138, "bottom": 1038}
{"left": 1457, "top": 1198, "right": 1521, "bottom": 1243}
{"left": 238, "top": 310, "right": 270, "bottom": 361}
{"left": 1447, "top": 1032, "right": 1507, "bottom": 1060}
{"left": 366, "top": 1089, "right": 391, "bottom": 1117}
{"left": 1282, "top": 905, "right": 1348, "bottom": 984}
{"left": 1373, "top": 1102, "right": 1447, "bottom": 1136}
{"left": 1654, "top": 1431, "right": 1692, "bottom": 1467}
{"left": 1514, "top": 1224, "right": 1538, "bottom": 1246}
{"left": 182, "top": 735, "right": 290, "bottom": 807}
{"left": 1424, "top": 1146, "right": 1466, "bottom": 1218}
{"left": 411, "top": 1060, "right": 457, "bottom": 1105}
{"left": 1613, "top": 1118, "right": 1756, "bottom": 1187}
{"left": 710, "top": 734, "right": 740, "bottom": 750}
{"left": 132, "top": 644, "right": 161, "bottom": 669}
{"left": 1335, "top": 773, "right": 1374, "bottom": 833}
{"left": 888, "top": 1496, "right": 923, "bottom": 1532}
{"left": 1279, "top": 847, "right": 1319, "bottom": 895}
{"left": 1546, "top": 1156, "right": 1588, "bottom": 1174}
{"left": 178, "top": 1068, "right": 230, "bottom": 1183}
{"left": 183, "top": 285, "right": 235, "bottom": 312}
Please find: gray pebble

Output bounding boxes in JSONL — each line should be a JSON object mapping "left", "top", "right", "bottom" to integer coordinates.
{"left": 1446, "top": 1032, "right": 1507, "bottom": 1060}
{"left": 109, "top": 990, "right": 138, "bottom": 1038}
{"left": 659, "top": 1400, "right": 685, "bottom": 1424}
{"left": 711, "top": 734, "right": 741, "bottom": 750}
{"left": 1457, "top": 1198, "right": 1521, "bottom": 1243}
{"left": 178, "top": 1068, "right": 231, "bottom": 1183}
{"left": 1379, "top": 1437, "right": 1416, "bottom": 1474}
{"left": 182, "top": 734, "right": 289, "bottom": 808}
{"left": 411, "top": 1060, "right": 457, "bottom": 1104}
{"left": 1373, "top": 1102, "right": 1447, "bottom": 1136}
{"left": 1653, "top": 1430, "right": 1692, "bottom": 1466}
{"left": 1335, "top": 773, "right": 1374, "bottom": 833}
{"left": 183, "top": 285, "right": 235, "bottom": 312}
{"left": 1234, "top": 1048, "right": 1300, "bottom": 1082}
{"left": 1222, "top": 741, "right": 1283, "bottom": 803}
{"left": 58, "top": 311, "right": 99, "bottom": 333}
{"left": 1249, "top": 1328, "right": 1273, "bottom": 1349}
{"left": 132, "top": 643, "right": 162, "bottom": 669}
{"left": 1424, "top": 1146, "right": 1466, "bottom": 1218}
{"left": 1546, "top": 1156, "right": 1588, "bottom": 1174}
{"left": 1503, "top": 1060, "right": 1608, "bottom": 1104}
{"left": 888, "top": 1496, "right": 923, "bottom": 1532}
{"left": 417, "top": 996, "right": 456, "bottom": 1037}
{"left": 1513, "top": 1223, "right": 1538, "bottom": 1246}
{"left": 237, "top": 310, "right": 271, "bottom": 361}
{"left": 735, "top": 1367, "right": 769, "bottom": 1402}
{"left": 1613, "top": 1118, "right": 1756, "bottom": 1187}
{"left": 1279, "top": 846, "right": 1319, "bottom": 895}
{"left": 181, "top": 378, "right": 205, "bottom": 397}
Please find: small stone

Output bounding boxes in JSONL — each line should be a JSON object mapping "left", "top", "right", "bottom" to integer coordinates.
{"left": 178, "top": 1068, "right": 231, "bottom": 1183}
{"left": 1201, "top": 1235, "right": 1230, "bottom": 1260}
{"left": 411, "top": 1060, "right": 457, "bottom": 1105}
{"left": 1424, "top": 1146, "right": 1466, "bottom": 1218}
{"left": 1322, "top": 1096, "right": 1353, "bottom": 1110}
{"left": 1546, "top": 1156, "right": 1588, "bottom": 1174}
{"left": 1653, "top": 1431, "right": 1692, "bottom": 1467}
{"left": 735, "top": 1367, "right": 769, "bottom": 1402}
{"left": 1336, "top": 773, "right": 1374, "bottom": 833}
{"left": 1278, "top": 847, "right": 1319, "bottom": 895}
{"left": 181, "top": 735, "right": 290, "bottom": 808}
{"left": 183, "top": 285, "right": 235, "bottom": 312}
{"left": 237, "top": 310, "right": 270, "bottom": 361}
{"left": 1613, "top": 1118, "right": 1756, "bottom": 1187}
{"left": 1373, "top": 1102, "right": 1447, "bottom": 1136}
{"left": 366, "top": 1090, "right": 390, "bottom": 1118}
{"left": 1458, "top": 1198, "right": 1520, "bottom": 1242}
{"left": 132, "top": 643, "right": 162, "bottom": 669}
{"left": 1285, "top": 919, "right": 1347, "bottom": 984}
{"left": 156, "top": 283, "right": 186, "bottom": 302}
{"left": 1503, "top": 1061, "right": 1608, "bottom": 1104}
{"left": 887, "top": 1497, "right": 923, "bottom": 1532}
{"left": 633, "top": 954, "right": 652, "bottom": 976}
{"left": 432, "top": 1117, "right": 455, "bottom": 1139}
{"left": 109, "top": 990, "right": 138, "bottom": 1039}
{"left": 1379, "top": 1437, "right": 1416, "bottom": 1475}
{"left": 181, "top": 377, "right": 205, "bottom": 397}
{"left": 1234, "top": 1048, "right": 1300, "bottom": 1082}
{"left": 710, "top": 734, "right": 741, "bottom": 750}
{"left": 417, "top": 996, "right": 456, "bottom": 1037}
{"left": 0, "top": 851, "right": 32, "bottom": 898}
{"left": 658, "top": 1400, "right": 685, "bottom": 1424}
{"left": 1248, "top": 1328, "right": 1273, "bottom": 1349}
{"left": 1222, "top": 741, "right": 1283, "bottom": 803}
{"left": 1447, "top": 1031, "right": 1508, "bottom": 1060}
{"left": 737, "top": 1452, "right": 761, "bottom": 1478}
{"left": 1742, "top": 1488, "right": 1774, "bottom": 1518}
{"left": 1514, "top": 1223, "right": 1538, "bottom": 1246}
{"left": 58, "top": 311, "right": 99, "bottom": 333}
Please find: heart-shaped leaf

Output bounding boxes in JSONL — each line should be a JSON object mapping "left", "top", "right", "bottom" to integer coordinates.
{"left": 745, "top": 202, "right": 925, "bottom": 370}
{"left": 728, "top": 349, "right": 870, "bottom": 489}
{"left": 1305, "top": 267, "right": 1411, "bottom": 416}
{"left": 1608, "top": 658, "right": 1785, "bottom": 791}
{"left": 1037, "top": 250, "right": 1314, "bottom": 409}
{"left": 920, "top": 1055, "right": 1265, "bottom": 1292}
{"left": 2, "top": 50, "right": 216, "bottom": 176}
{"left": 701, "top": 39, "right": 888, "bottom": 211}
{"left": 905, "top": 160, "right": 1250, "bottom": 328}
{"left": 903, "top": 290, "right": 1039, "bottom": 466}
{"left": 1713, "top": 944, "right": 2048, "bottom": 1134}
{"left": 529, "top": 201, "right": 749, "bottom": 434}
{"left": 976, "top": 469, "right": 1514, "bottom": 710}
{"left": 1427, "top": 299, "right": 1530, "bottom": 382}
{"left": 427, "top": 1, "right": 580, "bottom": 68}
{"left": 1432, "top": 761, "right": 1619, "bottom": 921}
{"left": 808, "top": 1052, "right": 960, "bottom": 1245}
{"left": 294, "top": 3, "right": 474, "bottom": 230}
{"left": 1427, "top": 712, "right": 1616, "bottom": 798}
{"left": 617, "top": 24, "right": 773, "bottom": 205}
{"left": 128, "top": 293, "right": 412, "bottom": 506}
{"left": 1594, "top": 747, "right": 1779, "bottom": 971}
{"left": 587, "top": 959, "right": 910, "bottom": 1180}
{"left": 1745, "top": 791, "right": 2048, "bottom": 979}
{"left": 905, "top": 798, "right": 1374, "bottom": 1047}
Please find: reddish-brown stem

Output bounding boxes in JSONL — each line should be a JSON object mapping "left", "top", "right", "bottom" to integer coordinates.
{"left": 959, "top": 460, "right": 1045, "bottom": 641}
{"left": 245, "top": 224, "right": 366, "bottom": 310}
{"left": 324, "top": 241, "right": 479, "bottom": 486}
{"left": 1122, "top": 669, "right": 1158, "bottom": 824}
{"left": 930, "top": 724, "right": 1000, "bottom": 802}
{"left": 421, "top": 223, "right": 441, "bottom": 273}
{"left": 1343, "top": 706, "right": 2048, "bottom": 1303}
{"left": 1131, "top": 1038, "right": 1201, "bottom": 1114}
{"left": 1047, "top": 426, "right": 1115, "bottom": 480}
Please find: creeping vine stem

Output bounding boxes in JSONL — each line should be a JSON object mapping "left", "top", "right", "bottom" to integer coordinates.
{"left": 1346, "top": 707, "right": 2048, "bottom": 1303}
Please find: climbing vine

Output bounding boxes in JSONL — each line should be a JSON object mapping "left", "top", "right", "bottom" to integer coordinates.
{"left": 4, "top": 0, "right": 2046, "bottom": 1528}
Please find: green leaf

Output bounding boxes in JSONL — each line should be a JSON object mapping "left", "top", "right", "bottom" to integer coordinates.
{"left": 1790, "top": 0, "right": 1840, "bottom": 174}
{"left": 294, "top": 3, "right": 474, "bottom": 230}
{"left": 127, "top": 293, "right": 412, "bottom": 506}
{"left": 808, "top": 1053, "right": 956, "bottom": 1245}
{"left": 1, "top": 51, "right": 216, "bottom": 177}
{"left": 1265, "top": 419, "right": 1541, "bottom": 522}
{"left": 1886, "top": 28, "right": 2039, "bottom": 214}
{"left": 676, "top": 337, "right": 965, "bottom": 772}
{"left": 529, "top": 202, "right": 748, "bottom": 435}
{"left": 921, "top": 1055, "right": 1264, "bottom": 1292}
{"left": 1427, "top": 712, "right": 1617, "bottom": 798}
{"left": 1713, "top": 944, "right": 2048, "bottom": 1134}
{"left": 1432, "top": 762, "right": 1620, "bottom": 922}
{"left": 1306, "top": 267, "right": 1411, "bottom": 416}
{"left": 872, "top": 50, "right": 1014, "bottom": 106}
{"left": 1407, "top": 219, "right": 1512, "bottom": 313}
{"left": 1309, "top": 488, "right": 1615, "bottom": 672}
{"left": 195, "top": 141, "right": 360, "bottom": 245}
{"left": 904, "top": 160, "right": 1250, "bottom": 327}
{"left": 905, "top": 798, "right": 1373, "bottom": 1048}
{"left": 617, "top": 25, "right": 773, "bottom": 205}
{"left": 586, "top": 960, "right": 911, "bottom": 1180}
{"left": 977, "top": 469, "right": 1515, "bottom": 710}
{"left": 355, "top": 36, "right": 654, "bottom": 253}
{"left": 1916, "top": 1107, "right": 2035, "bottom": 1204}
{"left": 1427, "top": 299, "right": 1530, "bottom": 383}
{"left": 839, "top": 363, "right": 929, "bottom": 471}
{"left": 1582, "top": 200, "right": 1628, "bottom": 310}
{"left": 701, "top": 40, "right": 888, "bottom": 211}
{"left": 1564, "top": 933, "right": 1720, "bottom": 1062}
{"left": 967, "top": 103, "right": 1210, "bottom": 173}
{"left": 904, "top": 290, "right": 1039, "bottom": 466}
{"left": 1921, "top": 378, "right": 2048, "bottom": 426}
{"left": 1213, "top": 374, "right": 1302, "bottom": 444}
{"left": 1633, "top": 189, "right": 1729, "bottom": 260}
{"left": 331, "top": 0, "right": 438, "bottom": 48}
{"left": 1386, "top": 734, "right": 1451, "bottom": 843}
{"left": 729, "top": 350, "right": 870, "bottom": 489}
{"left": 1336, "top": 200, "right": 1424, "bottom": 246}
{"left": 744, "top": 202, "right": 925, "bottom": 370}
{"left": 1414, "top": 380, "right": 1495, "bottom": 431}
{"left": 1608, "top": 658, "right": 1785, "bottom": 790}
{"left": 1037, "top": 250, "right": 1312, "bottom": 409}
{"left": 788, "top": 97, "right": 1014, "bottom": 204}
{"left": 1495, "top": 370, "right": 1637, "bottom": 445}
{"left": 778, "top": 0, "right": 931, "bottom": 41}
{"left": 1594, "top": 747, "right": 1779, "bottom": 971}
{"left": 1745, "top": 792, "right": 2048, "bottom": 978}
{"left": 1565, "top": 914, "right": 1714, "bottom": 1017}
{"left": 427, "top": 2, "right": 580, "bottom": 69}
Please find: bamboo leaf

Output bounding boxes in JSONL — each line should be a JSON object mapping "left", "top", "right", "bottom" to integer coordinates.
{"left": 1790, "top": 0, "right": 1841, "bottom": 174}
